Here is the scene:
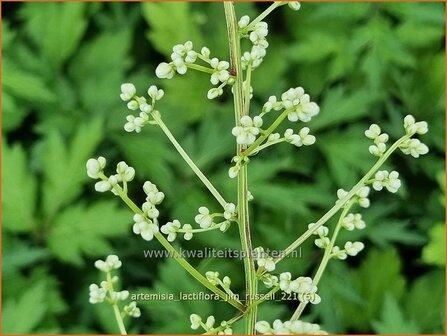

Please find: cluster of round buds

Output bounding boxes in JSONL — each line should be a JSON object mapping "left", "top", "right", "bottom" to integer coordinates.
{"left": 282, "top": 87, "right": 319, "bottom": 122}
{"left": 160, "top": 219, "right": 194, "bottom": 241}
{"left": 89, "top": 255, "right": 141, "bottom": 318}
{"left": 399, "top": 138, "right": 429, "bottom": 158}
{"left": 365, "top": 124, "right": 389, "bottom": 156}
{"left": 262, "top": 88, "right": 319, "bottom": 122}
{"left": 191, "top": 314, "right": 232, "bottom": 334}
{"left": 308, "top": 223, "right": 330, "bottom": 249}
{"left": 284, "top": 127, "right": 316, "bottom": 147}
{"left": 399, "top": 115, "right": 429, "bottom": 158}
{"left": 256, "top": 319, "right": 327, "bottom": 335}
{"left": 155, "top": 42, "right": 233, "bottom": 100}
{"left": 337, "top": 187, "right": 370, "bottom": 208}
{"left": 132, "top": 213, "right": 159, "bottom": 241}
{"left": 124, "top": 301, "right": 141, "bottom": 318}
{"left": 239, "top": 16, "right": 269, "bottom": 70}
{"left": 331, "top": 241, "right": 364, "bottom": 260}
{"left": 403, "top": 115, "right": 428, "bottom": 136}
{"left": 142, "top": 181, "right": 164, "bottom": 218}
{"left": 156, "top": 41, "right": 197, "bottom": 79}
{"left": 278, "top": 273, "right": 321, "bottom": 304}
{"left": 372, "top": 170, "right": 401, "bottom": 193}
{"left": 254, "top": 247, "right": 276, "bottom": 272}
{"left": 120, "top": 83, "right": 163, "bottom": 133}
{"left": 86, "top": 157, "right": 136, "bottom": 194}
{"left": 342, "top": 213, "right": 366, "bottom": 231}
{"left": 232, "top": 115, "right": 263, "bottom": 145}
{"left": 205, "top": 271, "right": 232, "bottom": 291}
{"left": 228, "top": 155, "right": 249, "bottom": 179}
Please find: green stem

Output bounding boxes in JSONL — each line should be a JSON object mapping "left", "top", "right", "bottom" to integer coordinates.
{"left": 100, "top": 176, "right": 244, "bottom": 312}
{"left": 151, "top": 112, "right": 227, "bottom": 208}
{"left": 246, "top": 2, "right": 284, "bottom": 29}
{"left": 242, "top": 109, "right": 290, "bottom": 157}
{"left": 177, "top": 221, "right": 229, "bottom": 233}
{"left": 290, "top": 201, "right": 353, "bottom": 321}
{"left": 187, "top": 63, "right": 215, "bottom": 74}
{"left": 244, "top": 63, "right": 252, "bottom": 115}
{"left": 274, "top": 134, "right": 411, "bottom": 265}
{"left": 251, "top": 138, "right": 287, "bottom": 155}
{"left": 225, "top": 2, "right": 257, "bottom": 333}
{"left": 107, "top": 272, "right": 127, "bottom": 335}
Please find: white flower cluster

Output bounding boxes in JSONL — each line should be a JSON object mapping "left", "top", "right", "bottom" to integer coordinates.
{"left": 279, "top": 273, "right": 321, "bottom": 304}
{"left": 399, "top": 115, "right": 429, "bottom": 158}
{"left": 372, "top": 170, "right": 401, "bottom": 193}
{"left": 239, "top": 16, "right": 269, "bottom": 70}
{"left": 262, "top": 88, "right": 320, "bottom": 123}
{"left": 89, "top": 255, "right": 141, "bottom": 318}
{"left": 120, "top": 83, "right": 164, "bottom": 133}
{"left": 86, "top": 157, "right": 135, "bottom": 193}
{"left": 205, "top": 271, "right": 232, "bottom": 291}
{"left": 365, "top": 124, "right": 389, "bottom": 156}
{"left": 331, "top": 241, "right": 365, "bottom": 260}
{"left": 254, "top": 247, "right": 276, "bottom": 272}
{"left": 284, "top": 127, "right": 316, "bottom": 147}
{"left": 190, "top": 314, "right": 233, "bottom": 334}
{"left": 255, "top": 319, "right": 327, "bottom": 335}
{"left": 309, "top": 223, "right": 330, "bottom": 249}
{"left": 156, "top": 41, "right": 197, "bottom": 79}
{"left": 155, "top": 41, "right": 233, "bottom": 100}
{"left": 342, "top": 213, "right": 366, "bottom": 231}
{"left": 132, "top": 181, "right": 165, "bottom": 241}
{"left": 195, "top": 205, "right": 235, "bottom": 230}
{"left": 160, "top": 219, "right": 194, "bottom": 242}
{"left": 159, "top": 204, "right": 236, "bottom": 242}
{"left": 337, "top": 187, "right": 370, "bottom": 208}
{"left": 232, "top": 115, "right": 263, "bottom": 145}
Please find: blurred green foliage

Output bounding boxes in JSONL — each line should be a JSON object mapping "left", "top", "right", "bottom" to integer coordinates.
{"left": 2, "top": 2, "right": 445, "bottom": 334}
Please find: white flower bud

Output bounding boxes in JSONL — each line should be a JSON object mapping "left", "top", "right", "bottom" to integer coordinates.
{"left": 190, "top": 314, "right": 202, "bottom": 330}
{"left": 288, "top": 2, "right": 301, "bottom": 11}
{"left": 95, "top": 180, "right": 112, "bottom": 192}
{"left": 238, "top": 15, "right": 250, "bottom": 28}
{"left": 156, "top": 62, "right": 175, "bottom": 79}
{"left": 120, "top": 83, "right": 136, "bottom": 101}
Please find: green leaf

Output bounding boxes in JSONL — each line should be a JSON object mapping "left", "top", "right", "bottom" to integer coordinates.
{"left": 69, "top": 29, "right": 133, "bottom": 115}
{"left": 338, "top": 248, "right": 406, "bottom": 330}
{"left": 2, "top": 142, "right": 37, "bottom": 232}
{"left": 311, "top": 87, "right": 377, "bottom": 131}
{"left": 422, "top": 223, "right": 445, "bottom": 266}
{"left": 1, "top": 91, "right": 28, "bottom": 132}
{"left": 2, "top": 59, "right": 56, "bottom": 103}
{"left": 366, "top": 220, "right": 426, "bottom": 247}
{"left": 405, "top": 271, "right": 445, "bottom": 333}
{"left": 2, "top": 236, "right": 50, "bottom": 275}
{"left": 2, "top": 280, "right": 48, "bottom": 333}
{"left": 20, "top": 2, "right": 88, "bottom": 68}
{"left": 397, "top": 22, "right": 444, "bottom": 49}
{"left": 372, "top": 294, "right": 420, "bottom": 333}
{"left": 41, "top": 119, "right": 103, "bottom": 219}
{"left": 48, "top": 201, "right": 131, "bottom": 265}
{"left": 112, "top": 131, "right": 176, "bottom": 196}
{"left": 318, "top": 126, "right": 372, "bottom": 186}
{"left": 142, "top": 2, "right": 203, "bottom": 56}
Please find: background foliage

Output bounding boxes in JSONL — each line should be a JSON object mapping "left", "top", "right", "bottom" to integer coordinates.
{"left": 2, "top": 2, "right": 445, "bottom": 334}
